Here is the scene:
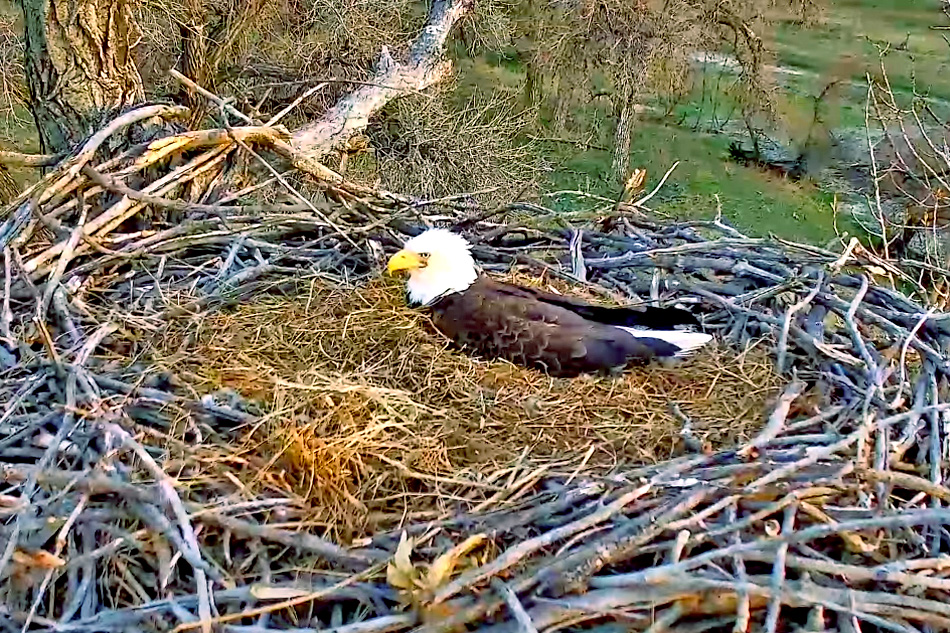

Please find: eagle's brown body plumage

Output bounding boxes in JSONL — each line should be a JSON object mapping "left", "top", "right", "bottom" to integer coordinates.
{"left": 426, "top": 275, "right": 697, "bottom": 377}
{"left": 386, "top": 228, "right": 711, "bottom": 377}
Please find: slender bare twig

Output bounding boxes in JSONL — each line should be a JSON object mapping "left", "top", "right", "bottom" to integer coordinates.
{"left": 491, "top": 578, "right": 539, "bottom": 633}
{"left": 630, "top": 161, "right": 680, "bottom": 208}
{"left": 1, "top": 246, "right": 12, "bottom": 346}
{"left": 169, "top": 69, "right": 258, "bottom": 125}
{"left": 776, "top": 272, "right": 824, "bottom": 373}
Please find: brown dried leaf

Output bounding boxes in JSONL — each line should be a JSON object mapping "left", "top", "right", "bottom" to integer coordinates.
{"left": 0, "top": 494, "right": 26, "bottom": 509}
{"left": 13, "top": 548, "right": 65, "bottom": 570}
{"left": 386, "top": 531, "right": 418, "bottom": 591}
{"left": 425, "top": 533, "right": 487, "bottom": 590}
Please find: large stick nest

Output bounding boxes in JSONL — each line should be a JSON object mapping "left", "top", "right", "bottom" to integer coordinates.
{"left": 1, "top": 106, "right": 949, "bottom": 633}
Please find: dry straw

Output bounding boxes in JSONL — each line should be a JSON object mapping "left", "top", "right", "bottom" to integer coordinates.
{"left": 141, "top": 274, "right": 782, "bottom": 535}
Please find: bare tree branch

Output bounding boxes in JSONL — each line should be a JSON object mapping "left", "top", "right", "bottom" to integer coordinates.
{"left": 291, "top": 0, "right": 474, "bottom": 159}
{"left": 0, "top": 150, "right": 63, "bottom": 167}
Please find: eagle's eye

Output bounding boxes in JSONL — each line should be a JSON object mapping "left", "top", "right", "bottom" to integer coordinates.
{"left": 418, "top": 252, "right": 431, "bottom": 265}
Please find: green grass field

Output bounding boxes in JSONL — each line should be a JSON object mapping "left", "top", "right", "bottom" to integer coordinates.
{"left": 535, "top": 123, "right": 843, "bottom": 245}
{"left": 499, "top": 0, "right": 950, "bottom": 244}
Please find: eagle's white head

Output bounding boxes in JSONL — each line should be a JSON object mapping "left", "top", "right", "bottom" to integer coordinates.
{"left": 386, "top": 228, "right": 478, "bottom": 306}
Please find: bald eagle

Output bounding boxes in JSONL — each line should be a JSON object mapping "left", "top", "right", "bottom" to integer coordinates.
{"left": 386, "top": 228, "right": 712, "bottom": 377}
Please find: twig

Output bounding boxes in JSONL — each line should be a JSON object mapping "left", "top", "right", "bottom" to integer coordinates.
{"left": 1, "top": 246, "right": 12, "bottom": 346}
{"left": 742, "top": 551, "right": 950, "bottom": 592}
{"left": 765, "top": 504, "right": 797, "bottom": 633}
{"left": 169, "top": 69, "right": 258, "bottom": 125}
{"left": 65, "top": 104, "right": 190, "bottom": 181}
{"left": 171, "top": 563, "right": 386, "bottom": 633}
{"left": 729, "top": 502, "right": 751, "bottom": 633}
{"left": 845, "top": 274, "right": 878, "bottom": 375}
{"left": 265, "top": 82, "right": 329, "bottom": 127}
{"left": 0, "top": 150, "right": 63, "bottom": 167}
{"left": 223, "top": 125, "right": 358, "bottom": 249}
{"left": 630, "top": 161, "right": 680, "bottom": 208}
{"left": 569, "top": 229, "right": 586, "bottom": 282}
{"left": 776, "top": 272, "right": 824, "bottom": 373}
{"left": 643, "top": 604, "right": 683, "bottom": 633}
{"left": 739, "top": 380, "right": 806, "bottom": 457}
{"left": 432, "top": 483, "right": 652, "bottom": 604}
{"left": 80, "top": 163, "right": 309, "bottom": 216}
{"left": 196, "top": 512, "right": 387, "bottom": 567}
{"left": 890, "top": 307, "right": 937, "bottom": 409}
{"left": 105, "top": 423, "right": 215, "bottom": 633}
{"left": 39, "top": 190, "right": 88, "bottom": 319}
{"left": 490, "top": 578, "right": 539, "bottom": 633}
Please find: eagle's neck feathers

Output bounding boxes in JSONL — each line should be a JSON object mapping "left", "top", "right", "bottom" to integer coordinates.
{"left": 405, "top": 257, "right": 479, "bottom": 307}
{"left": 408, "top": 287, "right": 457, "bottom": 308}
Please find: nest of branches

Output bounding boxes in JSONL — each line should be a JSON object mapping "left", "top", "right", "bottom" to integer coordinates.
{"left": 136, "top": 274, "right": 781, "bottom": 539}
{"left": 1, "top": 106, "right": 950, "bottom": 633}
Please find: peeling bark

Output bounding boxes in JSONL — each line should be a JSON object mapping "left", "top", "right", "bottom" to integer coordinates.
{"left": 179, "top": 0, "right": 209, "bottom": 120}
{"left": 0, "top": 165, "right": 16, "bottom": 205}
{"left": 611, "top": 82, "right": 635, "bottom": 184}
{"left": 291, "top": 0, "right": 475, "bottom": 161}
{"left": 19, "top": 0, "right": 145, "bottom": 155}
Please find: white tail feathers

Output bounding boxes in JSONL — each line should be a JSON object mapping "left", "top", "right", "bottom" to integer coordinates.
{"left": 619, "top": 327, "right": 713, "bottom": 357}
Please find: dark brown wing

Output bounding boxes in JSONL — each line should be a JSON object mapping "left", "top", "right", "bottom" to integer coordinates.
{"left": 484, "top": 278, "right": 700, "bottom": 329}
{"left": 428, "top": 276, "right": 677, "bottom": 376}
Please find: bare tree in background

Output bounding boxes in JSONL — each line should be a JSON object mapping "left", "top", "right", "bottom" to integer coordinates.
{"left": 516, "top": 0, "right": 784, "bottom": 184}
{"left": 174, "top": 0, "right": 271, "bottom": 126}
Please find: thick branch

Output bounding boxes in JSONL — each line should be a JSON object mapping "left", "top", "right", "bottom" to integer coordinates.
{"left": 0, "top": 150, "right": 63, "bottom": 168}
{"left": 291, "top": 0, "right": 474, "bottom": 159}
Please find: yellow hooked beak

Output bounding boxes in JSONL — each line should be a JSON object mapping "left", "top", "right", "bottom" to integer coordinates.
{"left": 386, "top": 249, "right": 426, "bottom": 275}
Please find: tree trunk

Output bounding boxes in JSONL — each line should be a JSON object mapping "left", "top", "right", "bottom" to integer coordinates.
{"left": 523, "top": 62, "right": 544, "bottom": 114}
{"left": 19, "top": 0, "right": 145, "bottom": 155}
{"left": 179, "top": 0, "right": 209, "bottom": 124}
{"left": 611, "top": 82, "right": 635, "bottom": 184}
{"left": 0, "top": 165, "right": 16, "bottom": 205}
